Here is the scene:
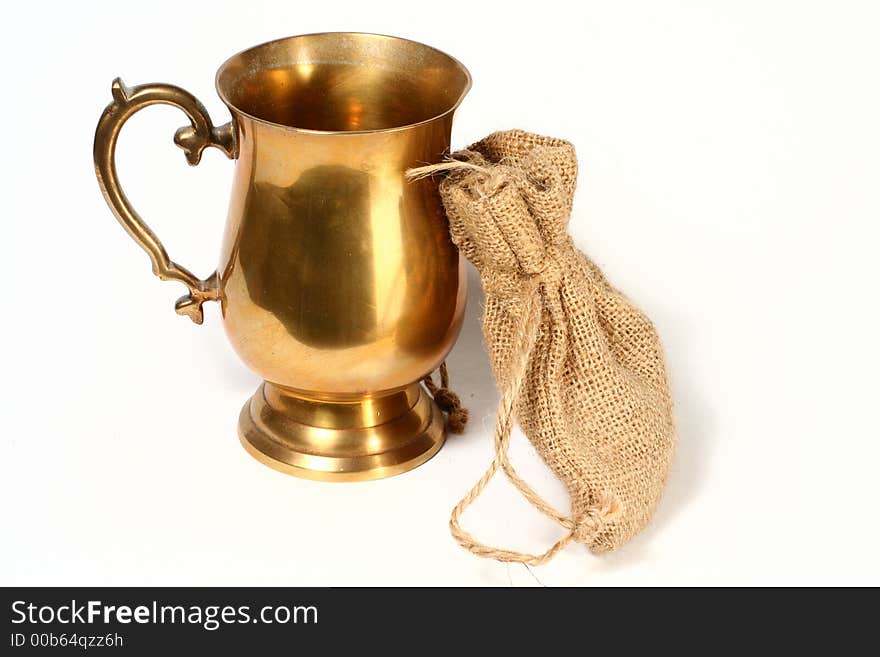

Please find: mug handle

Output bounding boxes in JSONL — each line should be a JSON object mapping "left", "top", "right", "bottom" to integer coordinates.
{"left": 93, "top": 78, "right": 237, "bottom": 324}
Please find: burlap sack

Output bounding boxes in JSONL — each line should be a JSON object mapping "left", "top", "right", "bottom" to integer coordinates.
{"left": 417, "top": 130, "right": 676, "bottom": 564}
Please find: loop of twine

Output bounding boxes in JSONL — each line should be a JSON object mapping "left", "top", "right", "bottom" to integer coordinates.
{"left": 408, "top": 154, "right": 622, "bottom": 565}
{"left": 423, "top": 362, "right": 469, "bottom": 434}
{"left": 447, "top": 280, "right": 622, "bottom": 566}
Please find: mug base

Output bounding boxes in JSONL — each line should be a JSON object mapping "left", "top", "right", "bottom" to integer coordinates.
{"left": 238, "top": 382, "right": 446, "bottom": 482}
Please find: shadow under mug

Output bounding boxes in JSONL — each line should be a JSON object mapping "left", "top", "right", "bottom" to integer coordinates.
{"left": 93, "top": 33, "right": 472, "bottom": 481}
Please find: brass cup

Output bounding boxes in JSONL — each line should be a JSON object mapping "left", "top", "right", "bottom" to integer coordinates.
{"left": 94, "top": 33, "right": 471, "bottom": 481}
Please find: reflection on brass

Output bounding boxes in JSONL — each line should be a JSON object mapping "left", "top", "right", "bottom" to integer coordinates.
{"left": 239, "top": 172, "right": 377, "bottom": 347}
{"left": 93, "top": 33, "right": 471, "bottom": 481}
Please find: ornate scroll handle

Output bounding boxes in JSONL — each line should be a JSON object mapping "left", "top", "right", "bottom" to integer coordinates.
{"left": 93, "top": 78, "right": 237, "bottom": 324}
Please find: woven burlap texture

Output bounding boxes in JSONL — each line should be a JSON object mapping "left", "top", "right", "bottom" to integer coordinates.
{"left": 431, "top": 130, "right": 676, "bottom": 563}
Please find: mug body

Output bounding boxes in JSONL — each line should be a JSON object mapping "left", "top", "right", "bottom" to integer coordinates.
{"left": 213, "top": 33, "right": 471, "bottom": 478}
{"left": 218, "top": 115, "right": 465, "bottom": 396}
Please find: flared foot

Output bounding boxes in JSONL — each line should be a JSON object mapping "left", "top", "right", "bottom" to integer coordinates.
{"left": 238, "top": 382, "right": 446, "bottom": 481}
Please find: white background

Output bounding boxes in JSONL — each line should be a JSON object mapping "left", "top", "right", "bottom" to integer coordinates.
{"left": 1, "top": 0, "right": 878, "bottom": 586}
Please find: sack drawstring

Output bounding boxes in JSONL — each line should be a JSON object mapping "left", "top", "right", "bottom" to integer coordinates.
{"left": 409, "top": 154, "right": 623, "bottom": 566}
{"left": 446, "top": 282, "right": 621, "bottom": 566}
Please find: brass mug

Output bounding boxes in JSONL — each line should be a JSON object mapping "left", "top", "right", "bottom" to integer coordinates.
{"left": 94, "top": 33, "right": 471, "bottom": 481}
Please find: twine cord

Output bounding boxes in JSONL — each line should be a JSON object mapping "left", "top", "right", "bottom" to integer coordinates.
{"left": 407, "top": 150, "right": 540, "bottom": 197}
{"left": 405, "top": 151, "right": 487, "bottom": 180}
{"left": 446, "top": 280, "right": 621, "bottom": 566}
{"left": 408, "top": 139, "right": 637, "bottom": 566}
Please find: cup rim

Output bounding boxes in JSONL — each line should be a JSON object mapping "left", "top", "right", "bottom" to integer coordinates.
{"left": 214, "top": 32, "right": 472, "bottom": 135}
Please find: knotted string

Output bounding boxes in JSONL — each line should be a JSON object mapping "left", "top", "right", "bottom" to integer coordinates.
{"left": 423, "top": 362, "right": 469, "bottom": 434}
